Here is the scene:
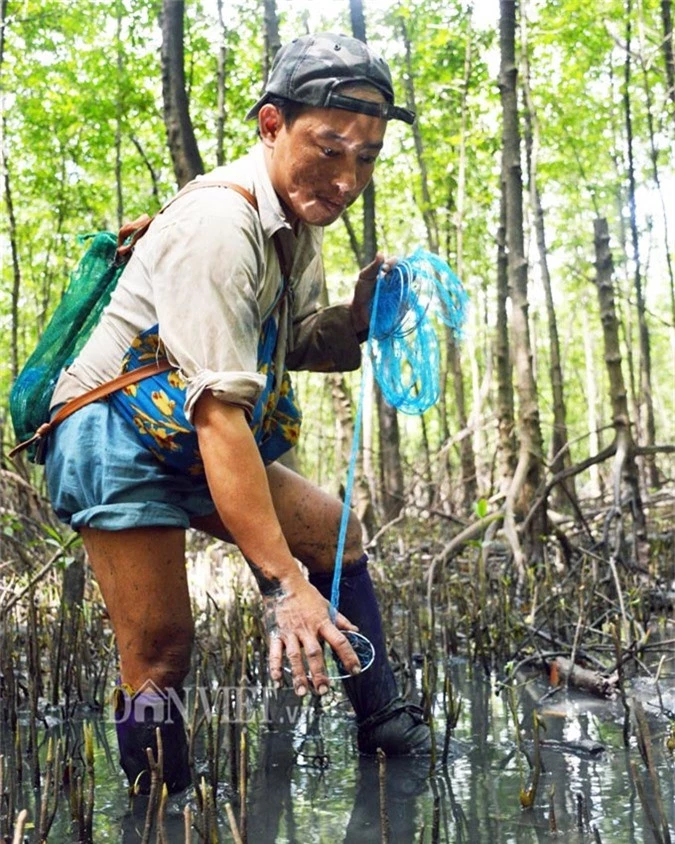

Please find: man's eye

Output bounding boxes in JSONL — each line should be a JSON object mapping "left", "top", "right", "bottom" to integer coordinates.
{"left": 359, "top": 155, "right": 377, "bottom": 165}
{"left": 321, "top": 147, "right": 337, "bottom": 157}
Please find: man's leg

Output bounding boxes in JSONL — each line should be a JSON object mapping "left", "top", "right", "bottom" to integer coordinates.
{"left": 81, "top": 526, "right": 193, "bottom": 793}
{"left": 264, "top": 463, "right": 430, "bottom": 755}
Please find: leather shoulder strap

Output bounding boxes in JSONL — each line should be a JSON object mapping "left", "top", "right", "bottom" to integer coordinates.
{"left": 116, "top": 180, "right": 258, "bottom": 259}
{"left": 160, "top": 179, "right": 258, "bottom": 216}
{"left": 158, "top": 179, "right": 290, "bottom": 281}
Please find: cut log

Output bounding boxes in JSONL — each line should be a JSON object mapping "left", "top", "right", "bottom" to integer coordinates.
{"left": 550, "top": 657, "right": 619, "bottom": 699}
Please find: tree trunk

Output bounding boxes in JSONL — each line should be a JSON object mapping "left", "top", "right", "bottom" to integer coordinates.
{"left": 0, "top": 0, "right": 20, "bottom": 382}
{"left": 452, "top": 16, "right": 479, "bottom": 509}
{"left": 376, "top": 387, "right": 405, "bottom": 522}
{"left": 262, "top": 0, "right": 281, "bottom": 85}
{"left": 2, "top": 125, "right": 21, "bottom": 382}
{"left": 349, "top": 0, "right": 377, "bottom": 262}
{"left": 581, "top": 303, "right": 603, "bottom": 499}
{"left": 623, "top": 0, "right": 658, "bottom": 488}
{"left": 342, "top": 209, "right": 364, "bottom": 267}
{"left": 349, "top": 0, "right": 366, "bottom": 41}
{"left": 467, "top": 297, "right": 488, "bottom": 492}
{"left": 160, "top": 0, "right": 204, "bottom": 188}
{"left": 0, "top": 0, "right": 5, "bottom": 66}
{"left": 215, "top": 0, "right": 228, "bottom": 167}
{"left": 361, "top": 363, "right": 378, "bottom": 522}
{"left": 495, "top": 189, "right": 517, "bottom": 495}
{"left": 131, "top": 135, "right": 161, "bottom": 203}
{"left": 38, "top": 153, "right": 67, "bottom": 335}
{"left": 350, "top": 0, "right": 404, "bottom": 521}
{"left": 499, "top": 0, "right": 546, "bottom": 563}
{"left": 661, "top": 0, "right": 675, "bottom": 119}
{"left": 521, "top": 2, "right": 575, "bottom": 509}
{"left": 399, "top": 17, "right": 439, "bottom": 255}
{"left": 592, "top": 218, "right": 645, "bottom": 536}
{"left": 115, "top": 0, "right": 124, "bottom": 228}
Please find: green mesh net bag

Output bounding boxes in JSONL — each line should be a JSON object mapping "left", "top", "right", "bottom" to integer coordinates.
{"left": 9, "top": 231, "right": 126, "bottom": 451}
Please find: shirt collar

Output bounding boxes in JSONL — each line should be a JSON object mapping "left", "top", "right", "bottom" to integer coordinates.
{"left": 251, "top": 143, "right": 293, "bottom": 238}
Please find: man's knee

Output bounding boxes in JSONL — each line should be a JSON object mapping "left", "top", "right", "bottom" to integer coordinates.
{"left": 343, "top": 510, "right": 365, "bottom": 563}
{"left": 126, "top": 620, "right": 195, "bottom": 691}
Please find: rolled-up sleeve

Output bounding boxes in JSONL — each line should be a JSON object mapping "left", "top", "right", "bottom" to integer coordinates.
{"left": 148, "top": 196, "right": 268, "bottom": 421}
{"left": 286, "top": 304, "right": 362, "bottom": 371}
{"left": 286, "top": 248, "right": 363, "bottom": 372}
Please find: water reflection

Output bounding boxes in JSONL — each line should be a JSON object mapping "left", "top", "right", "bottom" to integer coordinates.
{"left": 4, "top": 658, "right": 673, "bottom": 842}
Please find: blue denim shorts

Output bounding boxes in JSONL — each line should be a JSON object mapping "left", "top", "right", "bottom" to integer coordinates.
{"left": 45, "top": 400, "right": 216, "bottom": 531}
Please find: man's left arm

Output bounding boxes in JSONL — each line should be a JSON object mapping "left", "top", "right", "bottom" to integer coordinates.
{"left": 286, "top": 252, "right": 393, "bottom": 372}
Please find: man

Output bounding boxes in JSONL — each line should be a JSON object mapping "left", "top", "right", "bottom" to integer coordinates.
{"left": 45, "top": 32, "right": 430, "bottom": 795}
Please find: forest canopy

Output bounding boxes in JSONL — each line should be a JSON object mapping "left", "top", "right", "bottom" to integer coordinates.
{"left": 1, "top": 0, "right": 673, "bottom": 536}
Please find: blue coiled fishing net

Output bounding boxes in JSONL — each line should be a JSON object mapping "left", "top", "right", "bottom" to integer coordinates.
{"left": 369, "top": 247, "right": 469, "bottom": 415}
{"left": 329, "top": 249, "right": 469, "bottom": 663}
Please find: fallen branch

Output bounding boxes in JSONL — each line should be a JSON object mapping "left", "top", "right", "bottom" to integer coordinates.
{"left": 521, "top": 625, "right": 607, "bottom": 672}
{"left": 550, "top": 656, "right": 618, "bottom": 699}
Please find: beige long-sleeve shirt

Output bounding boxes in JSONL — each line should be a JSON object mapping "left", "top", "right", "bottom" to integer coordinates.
{"left": 51, "top": 144, "right": 362, "bottom": 421}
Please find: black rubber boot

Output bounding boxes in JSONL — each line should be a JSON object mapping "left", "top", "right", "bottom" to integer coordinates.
{"left": 355, "top": 697, "right": 431, "bottom": 756}
{"left": 309, "top": 555, "right": 431, "bottom": 757}
{"left": 113, "top": 684, "right": 191, "bottom": 795}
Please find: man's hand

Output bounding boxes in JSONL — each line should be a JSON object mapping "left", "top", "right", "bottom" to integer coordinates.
{"left": 261, "top": 569, "right": 360, "bottom": 697}
{"left": 194, "top": 393, "right": 361, "bottom": 696}
{"left": 350, "top": 252, "right": 399, "bottom": 336}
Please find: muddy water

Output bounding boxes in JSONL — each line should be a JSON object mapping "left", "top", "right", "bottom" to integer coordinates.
{"left": 6, "top": 658, "right": 675, "bottom": 842}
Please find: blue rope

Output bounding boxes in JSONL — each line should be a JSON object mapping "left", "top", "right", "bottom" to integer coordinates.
{"left": 329, "top": 249, "right": 468, "bottom": 617}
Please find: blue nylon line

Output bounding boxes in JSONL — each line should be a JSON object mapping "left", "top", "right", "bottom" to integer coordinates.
{"left": 328, "top": 251, "right": 468, "bottom": 617}
{"left": 329, "top": 271, "right": 384, "bottom": 617}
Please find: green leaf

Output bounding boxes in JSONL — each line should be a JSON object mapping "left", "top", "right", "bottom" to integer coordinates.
{"left": 474, "top": 498, "right": 489, "bottom": 519}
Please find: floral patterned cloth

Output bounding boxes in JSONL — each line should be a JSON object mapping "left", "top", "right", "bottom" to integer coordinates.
{"left": 110, "top": 318, "right": 302, "bottom": 475}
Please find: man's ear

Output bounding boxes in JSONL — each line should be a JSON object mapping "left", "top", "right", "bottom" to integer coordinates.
{"left": 258, "top": 104, "right": 284, "bottom": 146}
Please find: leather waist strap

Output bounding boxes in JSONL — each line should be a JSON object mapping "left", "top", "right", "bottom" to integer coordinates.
{"left": 9, "top": 360, "right": 173, "bottom": 459}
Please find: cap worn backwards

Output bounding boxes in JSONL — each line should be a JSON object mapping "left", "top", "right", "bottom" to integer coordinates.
{"left": 246, "top": 32, "right": 415, "bottom": 125}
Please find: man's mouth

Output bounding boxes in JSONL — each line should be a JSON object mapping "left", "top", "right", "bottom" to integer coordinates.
{"left": 318, "top": 197, "right": 346, "bottom": 213}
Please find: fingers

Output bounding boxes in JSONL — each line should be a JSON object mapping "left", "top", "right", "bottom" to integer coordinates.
{"left": 275, "top": 633, "right": 331, "bottom": 697}
{"left": 361, "top": 252, "right": 383, "bottom": 275}
{"left": 359, "top": 252, "right": 384, "bottom": 280}
{"left": 359, "top": 252, "right": 399, "bottom": 280}
{"left": 284, "top": 633, "right": 310, "bottom": 697}
{"left": 302, "top": 638, "right": 330, "bottom": 696}
{"left": 264, "top": 583, "right": 361, "bottom": 695}
{"left": 267, "top": 621, "right": 359, "bottom": 697}
{"left": 320, "top": 621, "right": 361, "bottom": 677}
{"left": 268, "top": 631, "right": 283, "bottom": 688}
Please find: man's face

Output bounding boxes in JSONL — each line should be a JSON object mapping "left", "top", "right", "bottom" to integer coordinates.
{"left": 261, "top": 103, "right": 387, "bottom": 227}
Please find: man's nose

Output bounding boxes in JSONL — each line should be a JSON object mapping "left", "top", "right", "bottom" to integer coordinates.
{"left": 335, "top": 162, "right": 358, "bottom": 195}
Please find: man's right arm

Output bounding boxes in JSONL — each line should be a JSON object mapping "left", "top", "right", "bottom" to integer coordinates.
{"left": 192, "top": 391, "right": 360, "bottom": 694}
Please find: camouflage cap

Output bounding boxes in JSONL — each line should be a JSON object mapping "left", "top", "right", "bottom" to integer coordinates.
{"left": 246, "top": 32, "right": 415, "bottom": 125}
